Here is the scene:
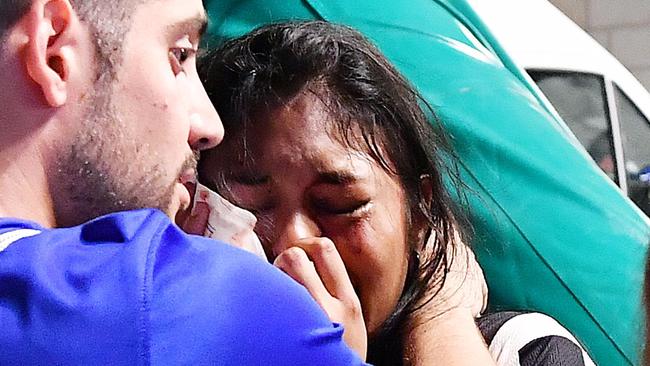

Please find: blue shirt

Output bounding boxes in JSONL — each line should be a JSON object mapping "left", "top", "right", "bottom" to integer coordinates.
{"left": 0, "top": 209, "right": 366, "bottom": 365}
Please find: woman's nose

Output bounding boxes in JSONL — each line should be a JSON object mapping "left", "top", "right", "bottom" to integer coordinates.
{"left": 271, "top": 213, "right": 321, "bottom": 259}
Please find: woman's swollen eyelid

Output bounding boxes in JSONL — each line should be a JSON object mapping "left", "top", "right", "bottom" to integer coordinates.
{"left": 347, "top": 200, "right": 372, "bottom": 215}
{"left": 314, "top": 198, "right": 372, "bottom": 216}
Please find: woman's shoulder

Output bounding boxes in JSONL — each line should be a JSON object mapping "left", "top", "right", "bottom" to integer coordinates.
{"left": 477, "top": 311, "right": 595, "bottom": 366}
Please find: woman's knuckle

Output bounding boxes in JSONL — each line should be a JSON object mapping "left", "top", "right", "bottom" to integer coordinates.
{"left": 277, "top": 247, "right": 305, "bottom": 266}
{"left": 313, "top": 237, "right": 336, "bottom": 254}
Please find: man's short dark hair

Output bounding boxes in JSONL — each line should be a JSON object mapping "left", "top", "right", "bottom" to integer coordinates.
{"left": 1, "top": 0, "right": 144, "bottom": 77}
{"left": 0, "top": 0, "right": 31, "bottom": 40}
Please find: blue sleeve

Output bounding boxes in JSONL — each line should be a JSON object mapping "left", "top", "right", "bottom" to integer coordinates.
{"left": 142, "top": 212, "right": 366, "bottom": 365}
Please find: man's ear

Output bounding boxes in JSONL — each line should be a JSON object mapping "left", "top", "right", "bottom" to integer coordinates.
{"left": 23, "top": 0, "right": 75, "bottom": 107}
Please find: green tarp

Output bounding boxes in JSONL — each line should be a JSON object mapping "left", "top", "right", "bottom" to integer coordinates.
{"left": 203, "top": 1, "right": 650, "bottom": 364}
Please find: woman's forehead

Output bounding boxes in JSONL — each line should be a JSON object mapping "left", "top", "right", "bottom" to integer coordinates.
{"left": 229, "top": 138, "right": 377, "bottom": 178}
{"left": 210, "top": 89, "right": 397, "bottom": 174}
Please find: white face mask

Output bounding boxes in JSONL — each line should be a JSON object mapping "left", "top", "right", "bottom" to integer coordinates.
{"left": 192, "top": 182, "right": 267, "bottom": 261}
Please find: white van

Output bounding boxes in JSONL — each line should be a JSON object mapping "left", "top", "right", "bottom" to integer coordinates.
{"left": 467, "top": 0, "right": 650, "bottom": 215}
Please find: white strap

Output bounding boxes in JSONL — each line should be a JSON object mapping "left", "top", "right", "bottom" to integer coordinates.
{"left": 0, "top": 229, "right": 41, "bottom": 253}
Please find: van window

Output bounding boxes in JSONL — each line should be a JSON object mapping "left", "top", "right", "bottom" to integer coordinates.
{"left": 528, "top": 70, "right": 617, "bottom": 183}
{"left": 614, "top": 84, "right": 650, "bottom": 214}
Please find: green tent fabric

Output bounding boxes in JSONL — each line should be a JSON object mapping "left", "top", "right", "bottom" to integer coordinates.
{"left": 203, "top": 1, "right": 650, "bottom": 364}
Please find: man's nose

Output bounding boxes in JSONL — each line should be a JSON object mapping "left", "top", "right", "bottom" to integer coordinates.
{"left": 271, "top": 213, "right": 322, "bottom": 259}
{"left": 188, "top": 77, "right": 224, "bottom": 151}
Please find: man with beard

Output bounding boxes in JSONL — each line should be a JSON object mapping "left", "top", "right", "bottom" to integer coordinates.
{"left": 0, "top": 0, "right": 366, "bottom": 364}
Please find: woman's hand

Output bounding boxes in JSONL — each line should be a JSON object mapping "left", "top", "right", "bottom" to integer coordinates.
{"left": 273, "top": 237, "right": 367, "bottom": 361}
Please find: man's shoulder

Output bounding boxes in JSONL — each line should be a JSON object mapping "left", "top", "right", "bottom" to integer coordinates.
{"left": 1, "top": 208, "right": 228, "bottom": 261}
{"left": 0, "top": 208, "right": 314, "bottom": 310}
{"left": 0, "top": 208, "right": 318, "bottom": 307}
{"left": 0, "top": 210, "right": 365, "bottom": 365}
{"left": 0, "top": 208, "right": 172, "bottom": 247}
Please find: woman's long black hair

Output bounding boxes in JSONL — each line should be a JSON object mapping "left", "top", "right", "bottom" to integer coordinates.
{"left": 199, "top": 21, "right": 470, "bottom": 365}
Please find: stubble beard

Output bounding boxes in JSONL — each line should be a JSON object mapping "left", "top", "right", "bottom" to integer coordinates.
{"left": 52, "top": 81, "right": 192, "bottom": 227}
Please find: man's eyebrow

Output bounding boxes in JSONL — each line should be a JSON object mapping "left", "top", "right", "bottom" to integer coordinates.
{"left": 315, "top": 171, "right": 359, "bottom": 185}
{"left": 165, "top": 14, "right": 208, "bottom": 40}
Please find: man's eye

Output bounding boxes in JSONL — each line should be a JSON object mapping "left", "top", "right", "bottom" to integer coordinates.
{"left": 171, "top": 48, "right": 191, "bottom": 63}
{"left": 169, "top": 47, "right": 195, "bottom": 74}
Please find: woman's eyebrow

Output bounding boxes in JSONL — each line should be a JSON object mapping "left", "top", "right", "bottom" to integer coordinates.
{"left": 315, "top": 171, "right": 360, "bottom": 185}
